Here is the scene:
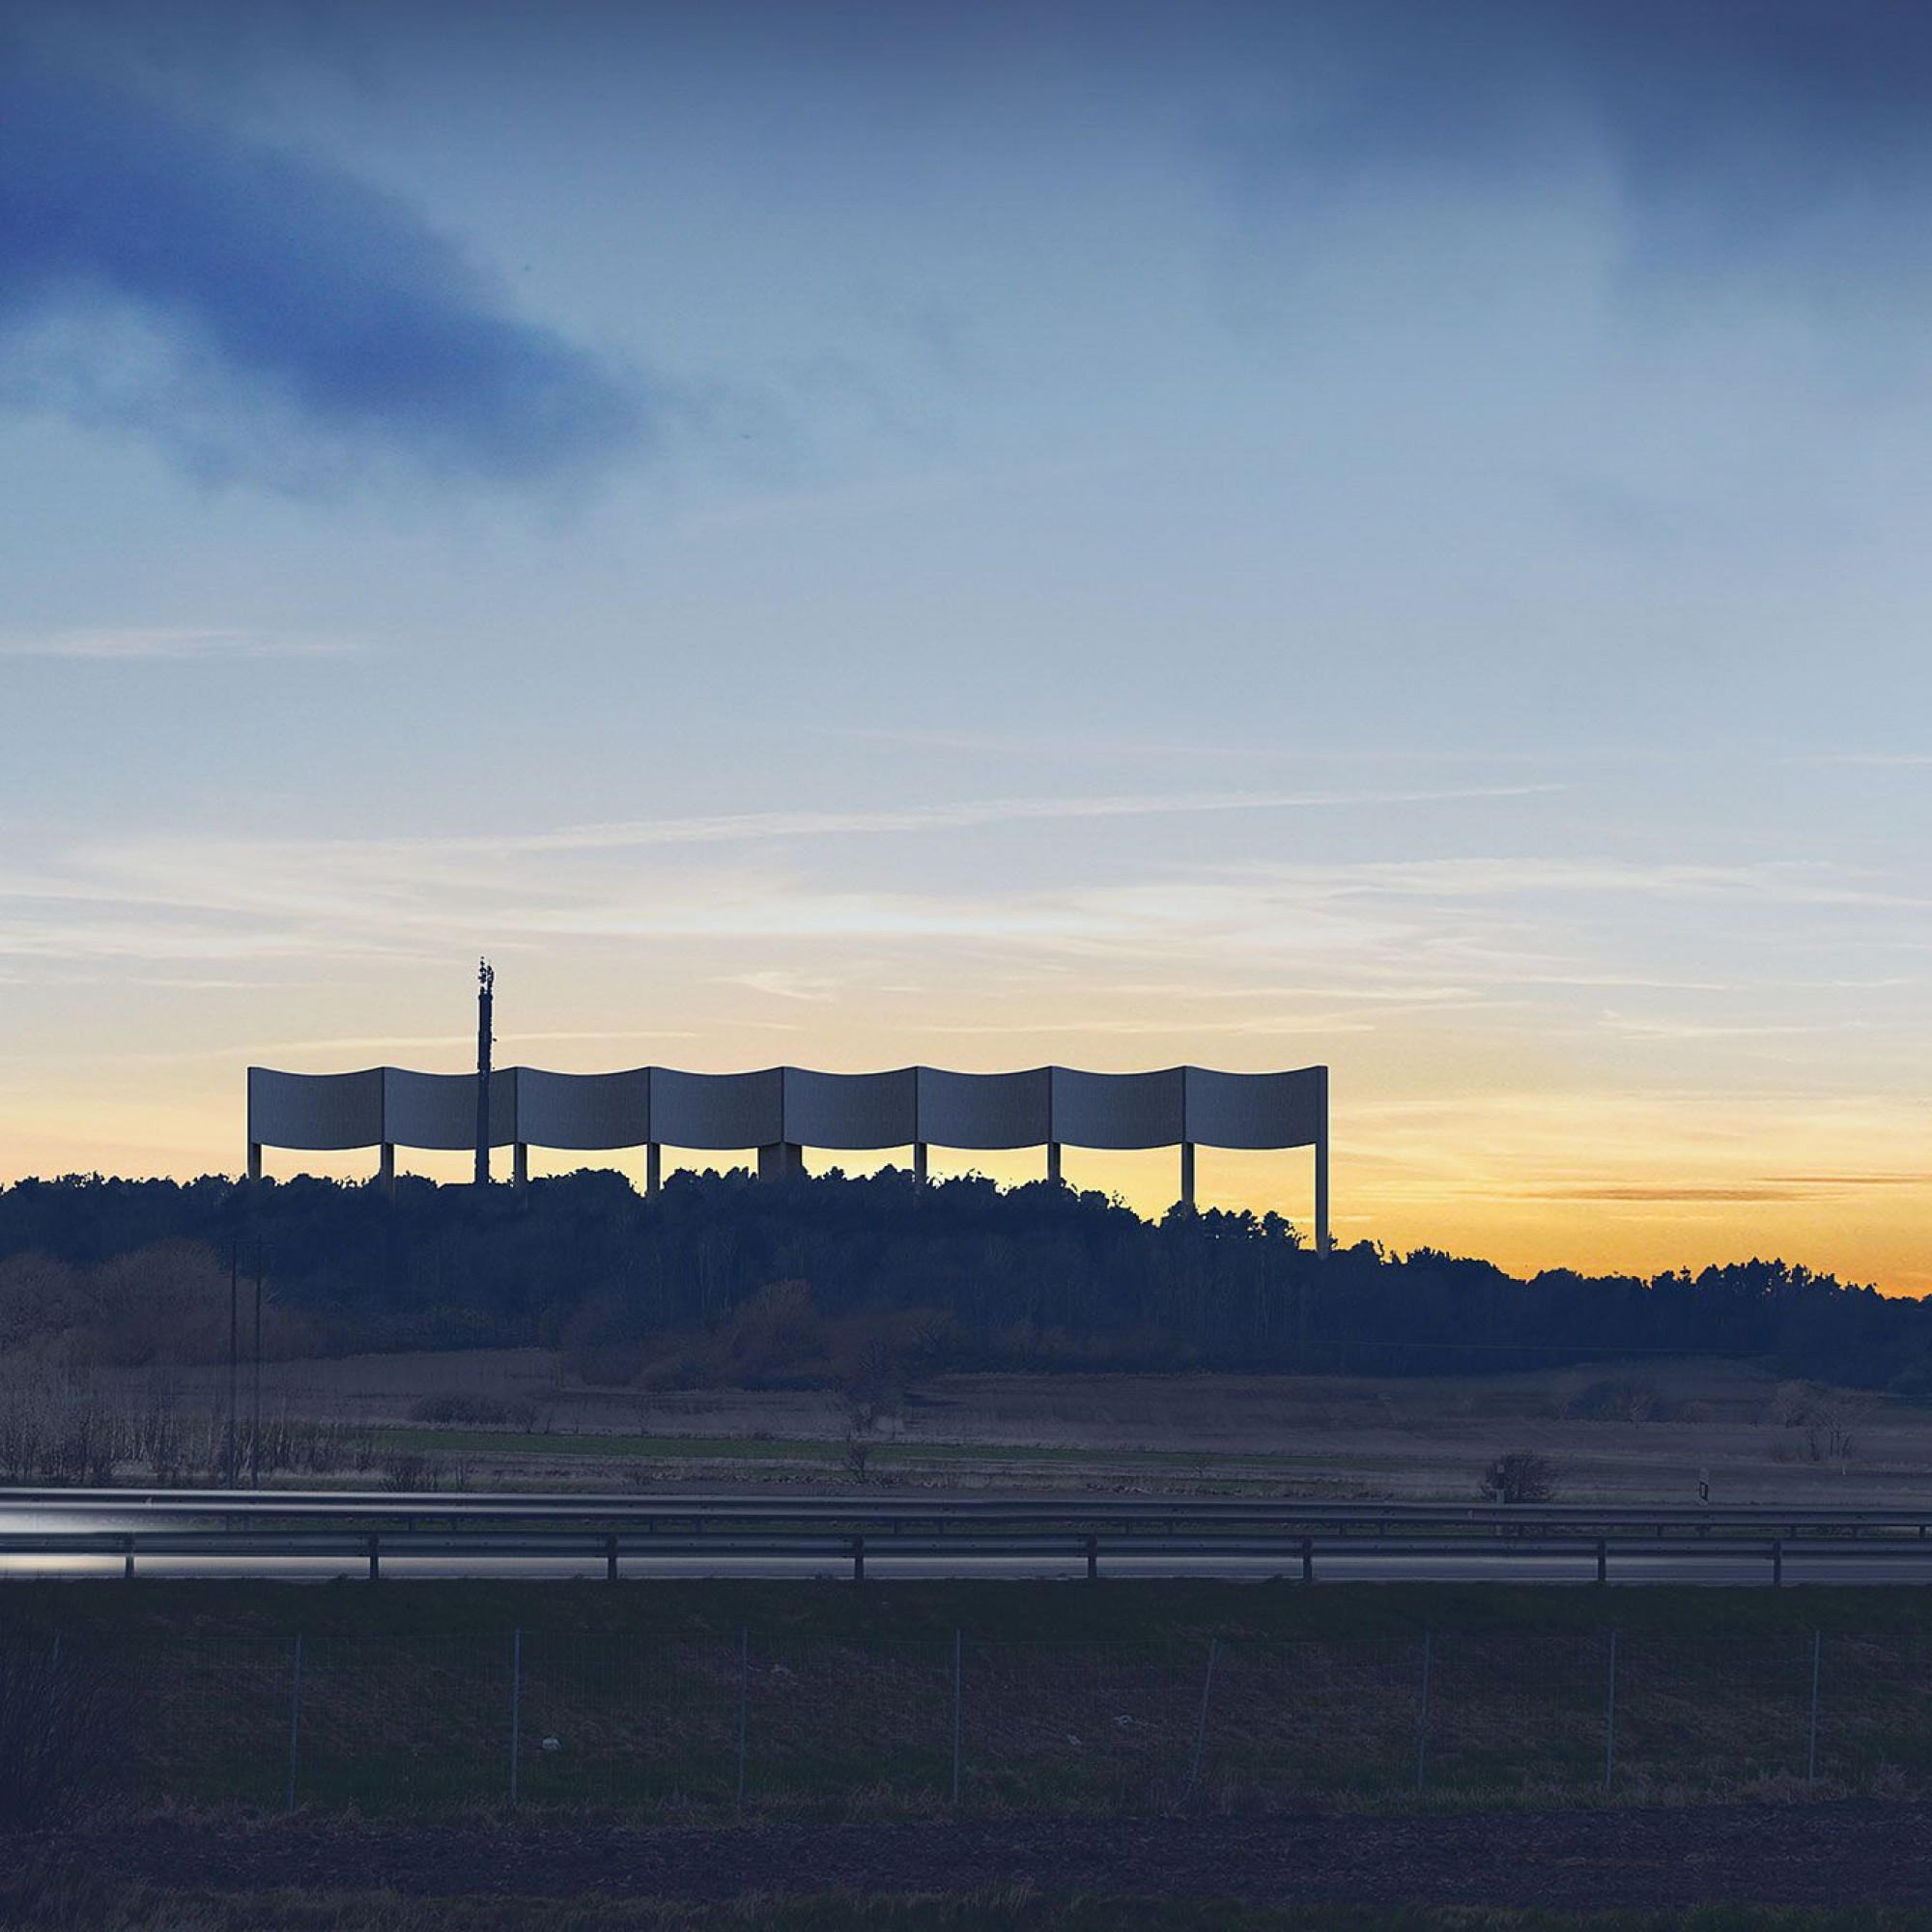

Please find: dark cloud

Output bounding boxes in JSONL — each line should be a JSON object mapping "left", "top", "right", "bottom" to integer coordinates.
{"left": 0, "top": 43, "right": 646, "bottom": 491}
{"left": 1213, "top": 0, "right": 1932, "bottom": 293}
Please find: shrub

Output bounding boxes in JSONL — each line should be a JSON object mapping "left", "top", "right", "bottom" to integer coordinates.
{"left": 380, "top": 1449, "right": 465, "bottom": 1492}
{"left": 407, "top": 1394, "right": 538, "bottom": 1429}
{"left": 1479, "top": 1450, "right": 1554, "bottom": 1503}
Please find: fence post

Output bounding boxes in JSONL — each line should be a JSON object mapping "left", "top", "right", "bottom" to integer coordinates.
{"left": 606, "top": 1532, "right": 618, "bottom": 1583}
{"left": 285, "top": 1633, "right": 303, "bottom": 1813}
{"left": 951, "top": 1627, "right": 963, "bottom": 1805}
{"left": 852, "top": 1535, "right": 866, "bottom": 1584}
{"left": 1772, "top": 1537, "right": 1783, "bottom": 1587}
{"left": 1301, "top": 1536, "right": 1314, "bottom": 1584}
{"left": 1806, "top": 1628, "right": 1822, "bottom": 1782}
{"left": 1086, "top": 1533, "right": 1098, "bottom": 1582}
{"left": 367, "top": 1532, "right": 380, "bottom": 1583}
{"left": 509, "top": 1628, "right": 522, "bottom": 1806}
{"left": 1182, "top": 1638, "right": 1219, "bottom": 1803}
{"left": 1414, "top": 1632, "right": 1433, "bottom": 1792}
{"left": 124, "top": 1534, "right": 135, "bottom": 1581}
{"left": 1603, "top": 1630, "right": 1619, "bottom": 1792}
{"left": 735, "top": 1628, "right": 750, "bottom": 1811}
{"left": 1596, "top": 1538, "right": 1607, "bottom": 1586}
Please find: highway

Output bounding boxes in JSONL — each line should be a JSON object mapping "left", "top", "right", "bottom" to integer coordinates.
{"left": 6, "top": 1488, "right": 1932, "bottom": 1585}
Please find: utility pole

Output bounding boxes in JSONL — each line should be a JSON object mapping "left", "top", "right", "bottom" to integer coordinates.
{"left": 474, "top": 957, "right": 495, "bottom": 1188}
{"left": 226, "top": 1243, "right": 239, "bottom": 1488}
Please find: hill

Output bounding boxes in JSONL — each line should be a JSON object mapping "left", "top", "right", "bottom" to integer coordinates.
{"left": 0, "top": 1169, "right": 1918, "bottom": 1393}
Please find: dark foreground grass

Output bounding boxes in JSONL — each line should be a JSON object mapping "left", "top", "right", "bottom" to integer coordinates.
{"left": 16, "top": 1581, "right": 1932, "bottom": 1822}
{"left": 9, "top": 1874, "right": 1932, "bottom": 1932}
{"left": 19, "top": 1575, "right": 1932, "bottom": 1650}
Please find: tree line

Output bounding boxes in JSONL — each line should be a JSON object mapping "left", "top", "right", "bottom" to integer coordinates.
{"left": 0, "top": 1169, "right": 1919, "bottom": 1390}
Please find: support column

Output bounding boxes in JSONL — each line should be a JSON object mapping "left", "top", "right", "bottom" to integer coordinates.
{"left": 1179, "top": 1142, "right": 1196, "bottom": 1212}
{"left": 247, "top": 1143, "right": 263, "bottom": 1182}
{"left": 379, "top": 1143, "right": 396, "bottom": 1198}
{"left": 1047, "top": 1143, "right": 1063, "bottom": 1185}
{"left": 646, "top": 1143, "right": 662, "bottom": 1198}
{"left": 1314, "top": 1134, "right": 1330, "bottom": 1256}
{"left": 513, "top": 1143, "right": 528, "bottom": 1192}
{"left": 913, "top": 1143, "right": 928, "bottom": 1185}
{"left": 758, "top": 1142, "right": 805, "bottom": 1183}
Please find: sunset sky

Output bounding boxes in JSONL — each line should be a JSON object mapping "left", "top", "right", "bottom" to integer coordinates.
{"left": 4, "top": 0, "right": 1930, "bottom": 1289}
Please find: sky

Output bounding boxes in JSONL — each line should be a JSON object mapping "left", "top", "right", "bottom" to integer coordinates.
{"left": 3, "top": 0, "right": 1930, "bottom": 1288}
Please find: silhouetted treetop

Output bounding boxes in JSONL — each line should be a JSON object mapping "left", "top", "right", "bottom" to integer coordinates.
{"left": 0, "top": 1169, "right": 1914, "bottom": 1387}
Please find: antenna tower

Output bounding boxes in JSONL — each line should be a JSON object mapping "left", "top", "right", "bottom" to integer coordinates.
{"left": 474, "top": 957, "right": 495, "bottom": 1187}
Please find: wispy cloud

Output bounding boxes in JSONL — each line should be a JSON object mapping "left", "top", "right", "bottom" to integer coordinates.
{"left": 1523, "top": 1175, "right": 1932, "bottom": 1204}
{"left": 245, "top": 1027, "right": 699, "bottom": 1061}
{"left": 1522, "top": 1183, "right": 1820, "bottom": 1205}
{"left": 1787, "top": 753, "right": 1932, "bottom": 769}
{"left": 1594, "top": 1014, "right": 1836, "bottom": 1042}
{"left": 0, "top": 829, "right": 1912, "bottom": 1120}
{"left": 248, "top": 784, "right": 1568, "bottom": 862}
{"left": 0, "top": 785, "right": 1566, "bottom": 903}
{"left": 1217, "top": 856, "right": 1921, "bottom": 911}
{"left": 719, "top": 970, "right": 842, "bottom": 1003}
{"left": 0, "top": 44, "right": 650, "bottom": 492}
{"left": 0, "top": 626, "right": 359, "bottom": 660}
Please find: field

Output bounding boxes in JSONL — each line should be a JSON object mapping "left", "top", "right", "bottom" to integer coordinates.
{"left": 17, "top": 1577, "right": 1932, "bottom": 1826}
{"left": 21, "top": 1869, "right": 1932, "bottom": 1932}
{"left": 20, "top": 1578, "right": 1932, "bottom": 1925}
{"left": 64, "top": 1350, "right": 1925, "bottom": 1503}
{"left": 18, "top": 1360, "right": 1932, "bottom": 1922}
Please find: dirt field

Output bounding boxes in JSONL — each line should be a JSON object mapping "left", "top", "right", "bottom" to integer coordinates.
{"left": 92, "top": 1350, "right": 1932, "bottom": 1504}
{"left": 48, "top": 1803, "right": 1932, "bottom": 1908}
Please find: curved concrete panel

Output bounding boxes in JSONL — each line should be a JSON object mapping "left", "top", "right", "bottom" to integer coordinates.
{"left": 1183, "top": 1065, "right": 1326, "bottom": 1150}
{"left": 649, "top": 1067, "right": 783, "bottom": 1149}
{"left": 247, "top": 1063, "right": 1328, "bottom": 1159}
{"left": 1049, "top": 1066, "right": 1185, "bottom": 1149}
{"left": 913, "top": 1067, "right": 1051, "bottom": 1150}
{"left": 516, "top": 1067, "right": 650, "bottom": 1151}
{"left": 247, "top": 1066, "right": 384, "bottom": 1151}
{"left": 782, "top": 1068, "right": 918, "bottom": 1150}
{"left": 384, "top": 1067, "right": 518, "bottom": 1150}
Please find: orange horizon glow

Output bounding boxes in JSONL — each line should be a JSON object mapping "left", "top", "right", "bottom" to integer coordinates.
{"left": 7, "top": 907, "right": 1927, "bottom": 1299}
{"left": 8, "top": 1076, "right": 1925, "bottom": 1298}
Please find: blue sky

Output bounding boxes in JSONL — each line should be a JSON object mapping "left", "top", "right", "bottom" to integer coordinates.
{"left": 4, "top": 0, "right": 1930, "bottom": 1285}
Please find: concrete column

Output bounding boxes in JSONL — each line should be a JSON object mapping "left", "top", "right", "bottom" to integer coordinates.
{"left": 758, "top": 1141, "right": 805, "bottom": 1183}
{"left": 247, "top": 1143, "right": 262, "bottom": 1182}
{"left": 1179, "top": 1142, "right": 1196, "bottom": 1212}
{"left": 913, "top": 1143, "right": 928, "bottom": 1185}
{"left": 513, "top": 1143, "right": 528, "bottom": 1192}
{"left": 379, "top": 1143, "right": 396, "bottom": 1198}
{"left": 1315, "top": 1134, "right": 1330, "bottom": 1256}
{"left": 1047, "top": 1143, "right": 1063, "bottom": 1185}
{"left": 646, "top": 1144, "right": 662, "bottom": 1198}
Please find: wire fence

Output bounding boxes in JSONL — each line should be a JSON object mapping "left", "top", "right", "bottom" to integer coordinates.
{"left": 35, "top": 1626, "right": 1932, "bottom": 1818}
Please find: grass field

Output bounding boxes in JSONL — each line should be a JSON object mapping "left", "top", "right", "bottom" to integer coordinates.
{"left": 77, "top": 1352, "right": 1932, "bottom": 1507}
{"left": 6, "top": 1883, "right": 1928, "bottom": 1932}
{"left": 364, "top": 1424, "right": 1395, "bottom": 1478}
{"left": 18, "top": 1579, "right": 1932, "bottom": 1823}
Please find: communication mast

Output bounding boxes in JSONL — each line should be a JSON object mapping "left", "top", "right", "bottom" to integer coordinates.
{"left": 474, "top": 958, "right": 495, "bottom": 1187}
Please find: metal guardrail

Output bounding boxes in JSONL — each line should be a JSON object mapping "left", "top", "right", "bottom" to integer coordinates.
{"left": 12, "top": 1486, "right": 1932, "bottom": 1528}
{"left": 7, "top": 1488, "right": 1932, "bottom": 1582}
{"left": 3, "top": 1528, "right": 1930, "bottom": 1583}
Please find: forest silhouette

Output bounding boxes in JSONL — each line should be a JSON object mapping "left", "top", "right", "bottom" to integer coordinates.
{"left": 0, "top": 1169, "right": 1919, "bottom": 1392}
